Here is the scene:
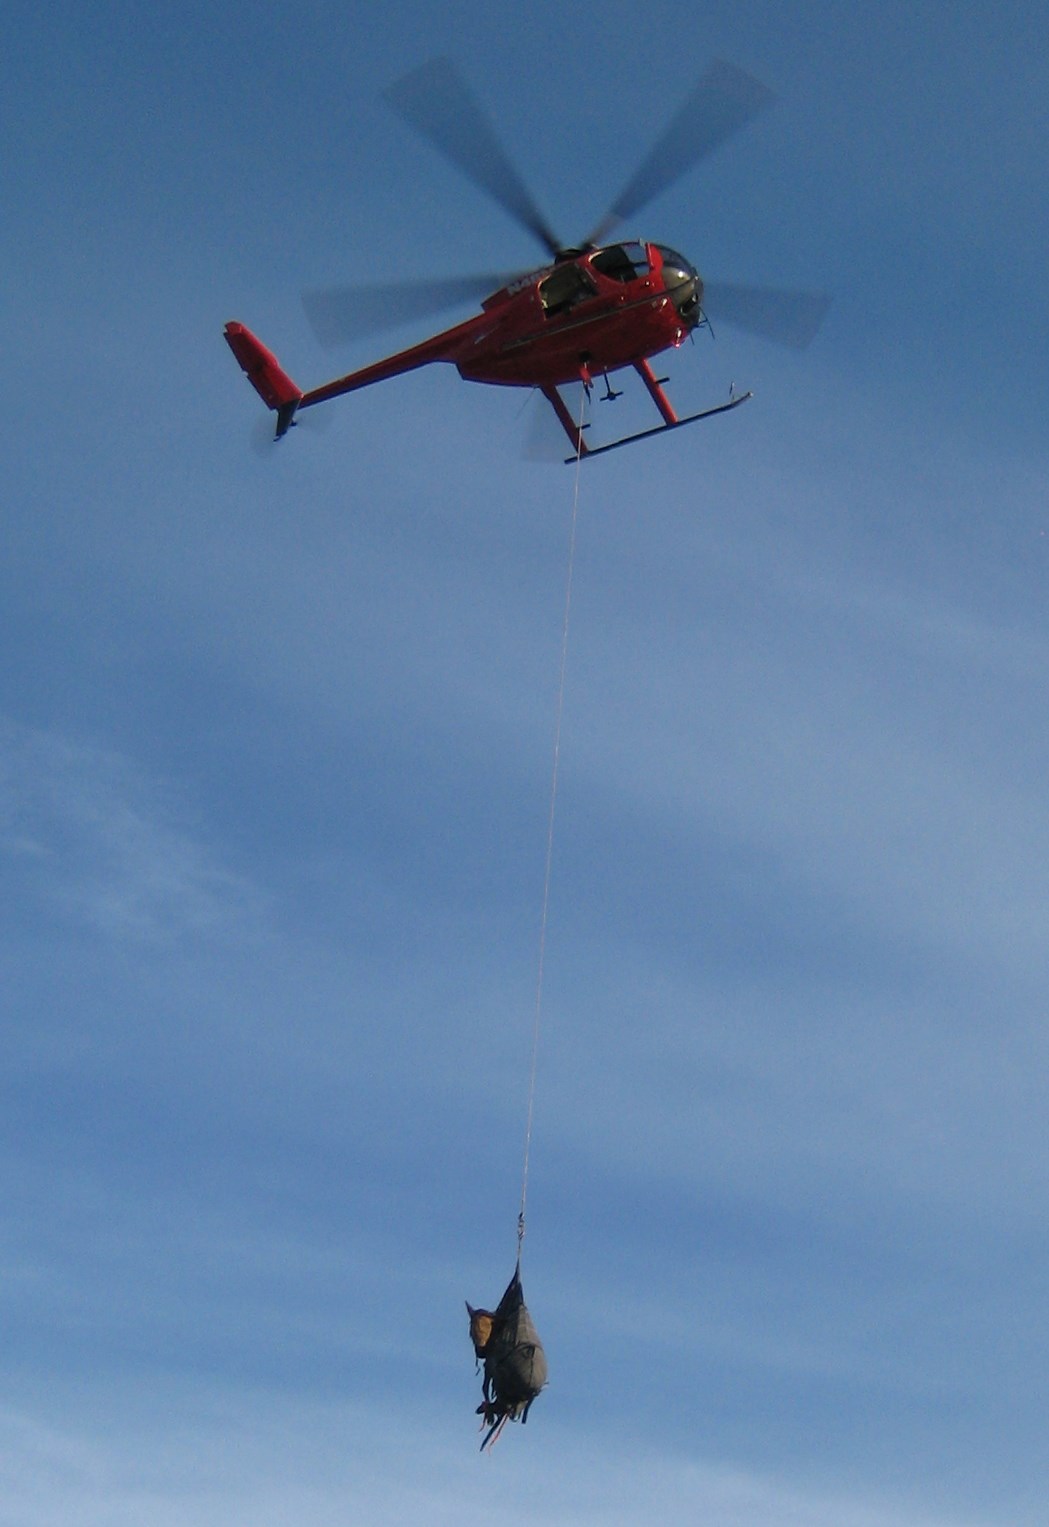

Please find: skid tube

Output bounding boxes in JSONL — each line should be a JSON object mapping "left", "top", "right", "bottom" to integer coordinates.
{"left": 563, "top": 389, "right": 753, "bottom": 462}
{"left": 547, "top": 357, "right": 752, "bottom": 462}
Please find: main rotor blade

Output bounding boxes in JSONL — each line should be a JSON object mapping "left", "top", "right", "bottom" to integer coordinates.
{"left": 703, "top": 281, "right": 831, "bottom": 349}
{"left": 587, "top": 60, "right": 775, "bottom": 245}
{"left": 303, "top": 272, "right": 518, "bottom": 348}
{"left": 384, "top": 57, "right": 562, "bottom": 259}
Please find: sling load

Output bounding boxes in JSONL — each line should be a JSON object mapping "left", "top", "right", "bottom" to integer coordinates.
{"left": 466, "top": 1264, "right": 548, "bottom": 1450}
{"left": 457, "top": 318, "right": 587, "bottom": 1453}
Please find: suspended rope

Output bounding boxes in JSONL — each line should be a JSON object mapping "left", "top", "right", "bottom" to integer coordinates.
{"left": 517, "top": 383, "right": 588, "bottom": 1267}
{"left": 465, "top": 392, "right": 585, "bottom": 1448}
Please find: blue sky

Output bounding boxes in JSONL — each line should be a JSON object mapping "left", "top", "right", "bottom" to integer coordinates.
{"left": 3, "top": 2, "right": 1047, "bottom": 1522}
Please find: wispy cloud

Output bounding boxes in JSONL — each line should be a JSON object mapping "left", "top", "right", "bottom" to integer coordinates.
{"left": 0, "top": 716, "right": 263, "bottom": 942}
{"left": 0, "top": 1389, "right": 991, "bottom": 1527}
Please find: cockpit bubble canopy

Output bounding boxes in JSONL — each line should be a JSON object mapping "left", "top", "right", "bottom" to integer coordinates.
{"left": 654, "top": 244, "right": 703, "bottom": 326}
{"left": 585, "top": 241, "right": 701, "bottom": 326}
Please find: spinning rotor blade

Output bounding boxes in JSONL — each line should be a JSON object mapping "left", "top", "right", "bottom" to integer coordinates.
{"left": 587, "top": 60, "right": 775, "bottom": 245}
{"left": 384, "top": 58, "right": 562, "bottom": 259}
{"left": 302, "top": 274, "right": 519, "bottom": 349}
{"left": 703, "top": 281, "right": 830, "bottom": 349}
{"left": 303, "top": 273, "right": 517, "bottom": 348}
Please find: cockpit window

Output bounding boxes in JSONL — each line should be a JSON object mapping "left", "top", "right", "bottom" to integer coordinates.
{"left": 538, "top": 262, "right": 597, "bottom": 317}
{"left": 591, "top": 241, "right": 650, "bottom": 282}
{"left": 654, "top": 245, "right": 691, "bottom": 272}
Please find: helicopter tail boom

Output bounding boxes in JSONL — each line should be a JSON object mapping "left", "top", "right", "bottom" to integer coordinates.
{"left": 224, "top": 322, "right": 303, "bottom": 437}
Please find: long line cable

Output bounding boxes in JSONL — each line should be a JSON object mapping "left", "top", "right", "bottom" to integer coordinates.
{"left": 517, "top": 387, "right": 588, "bottom": 1267}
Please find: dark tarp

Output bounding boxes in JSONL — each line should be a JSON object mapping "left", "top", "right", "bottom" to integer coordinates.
{"left": 466, "top": 1266, "right": 547, "bottom": 1448}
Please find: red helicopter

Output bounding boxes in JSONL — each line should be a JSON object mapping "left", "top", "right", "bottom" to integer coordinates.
{"left": 225, "top": 58, "right": 827, "bottom": 461}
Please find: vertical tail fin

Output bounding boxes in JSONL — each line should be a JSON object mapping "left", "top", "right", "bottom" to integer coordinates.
{"left": 224, "top": 321, "right": 303, "bottom": 437}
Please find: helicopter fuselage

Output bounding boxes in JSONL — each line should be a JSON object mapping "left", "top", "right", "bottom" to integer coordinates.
{"left": 460, "top": 240, "right": 701, "bottom": 387}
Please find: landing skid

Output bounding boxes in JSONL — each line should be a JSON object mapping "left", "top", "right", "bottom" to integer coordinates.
{"left": 564, "top": 389, "right": 752, "bottom": 461}
{"left": 543, "top": 358, "right": 752, "bottom": 463}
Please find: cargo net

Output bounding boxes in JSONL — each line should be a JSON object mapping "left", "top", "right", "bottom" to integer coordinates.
{"left": 466, "top": 1265, "right": 548, "bottom": 1450}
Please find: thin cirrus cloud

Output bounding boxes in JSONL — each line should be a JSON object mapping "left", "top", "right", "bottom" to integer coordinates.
{"left": 0, "top": 715, "right": 263, "bottom": 942}
{"left": 0, "top": 1388, "right": 976, "bottom": 1527}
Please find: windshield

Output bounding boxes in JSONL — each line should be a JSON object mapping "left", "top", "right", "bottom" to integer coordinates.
{"left": 654, "top": 245, "right": 696, "bottom": 277}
